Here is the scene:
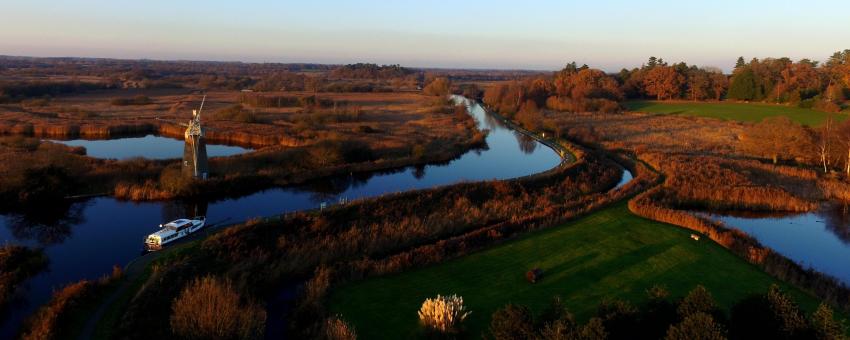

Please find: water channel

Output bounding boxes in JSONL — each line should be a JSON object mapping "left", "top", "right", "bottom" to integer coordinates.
{"left": 0, "top": 96, "right": 571, "bottom": 336}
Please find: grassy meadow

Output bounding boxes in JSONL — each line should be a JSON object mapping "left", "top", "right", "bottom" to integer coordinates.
{"left": 624, "top": 100, "right": 848, "bottom": 126}
{"left": 329, "top": 203, "right": 826, "bottom": 339}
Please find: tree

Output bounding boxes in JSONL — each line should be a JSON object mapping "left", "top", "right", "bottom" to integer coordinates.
{"left": 17, "top": 166, "right": 76, "bottom": 205}
{"left": 664, "top": 313, "right": 727, "bottom": 340}
{"left": 735, "top": 56, "right": 746, "bottom": 70}
{"left": 170, "top": 276, "right": 266, "bottom": 340}
{"left": 835, "top": 120, "right": 850, "bottom": 175}
{"left": 819, "top": 116, "right": 835, "bottom": 173}
{"left": 727, "top": 67, "right": 757, "bottom": 100}
{"left": 647, "top": 56, "right": 659, "bottom": 69}
{"left": 423, "top": 77, "right": 452, "bottom": 97}
{"left": 739, "top": 117, "right": 816, "bottom": 164}
{"left": 687, "top": 70, "right": 711, "bottom": 101}
{"left": 810, "top": 303, "right": 847, "bottom": 340}
{"left": 709, "top": 72, "right": 728, "bottom": 101}
{"left": 516, "top": 100, "right": 543, "bottom": 131}
{"left": 677, "top": 286, "right": 718, "bottom": 318}
{"left": 643, "top": 66, "right": 684, "bottom": 100}
{"left": 596, "top": 299, "right": 638, "bottom": 340}
{"left": 765, "top": 285, "right": 808, "bottom": 339}
{"left": 306, "top": 76, "right": 324, "bottom": 97}
{"left": 489, "top": 304, "right": 535, "bottom": 340}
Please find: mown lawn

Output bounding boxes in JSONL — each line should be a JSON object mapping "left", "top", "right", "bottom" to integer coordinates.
{"left": 624, "top": 100, "right": 848, "bottom": 126}
{"left": 329, "top": 203, "right": 826, "bottom": 339}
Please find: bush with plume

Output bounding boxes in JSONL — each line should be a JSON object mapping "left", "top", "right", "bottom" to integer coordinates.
{"left": 417, "top": 294, "right": 471, "bottom": 333}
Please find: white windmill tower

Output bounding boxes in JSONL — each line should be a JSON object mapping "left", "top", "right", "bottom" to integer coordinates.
{"left": 158, "top": 95, "right": 209, "bottom": 179}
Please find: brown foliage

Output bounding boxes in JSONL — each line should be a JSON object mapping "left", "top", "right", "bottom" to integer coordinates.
{"left": 423, "top": 77, "right": 451, "bottom": 97}
{"left": 170, "top": 276, "right": 266, "bottom": 340}
{"left": 0, "top": 245, "right": 47, "bottom": 309}
{"left": 643, "top": 66, "right": 685, "bottom": 101}
{"left": 20, "top": 267, "right": 122, "bottom": 340}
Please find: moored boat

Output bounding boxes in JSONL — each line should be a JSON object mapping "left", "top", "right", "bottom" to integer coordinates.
{"left": 144, "top": 216, "right": 206, "bottom": 251}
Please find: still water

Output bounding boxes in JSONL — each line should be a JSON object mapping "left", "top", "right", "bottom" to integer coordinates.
{"left": 0, "top": 96, "right": 566, "bottom": 336}
{"left": 50, "top": 134, "right": 250, "bottom": 159}
{"left": 710, "top": 205, "right": 850, "bottom": 285}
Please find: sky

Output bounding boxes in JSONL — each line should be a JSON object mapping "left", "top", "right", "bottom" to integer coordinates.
{"left": 1, "top": 0, "right": 848, "bottom": 72}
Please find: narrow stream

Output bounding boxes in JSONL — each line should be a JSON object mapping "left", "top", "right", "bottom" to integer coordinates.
{"left": 0, "top": 96, "right": 578, "bottom": 336}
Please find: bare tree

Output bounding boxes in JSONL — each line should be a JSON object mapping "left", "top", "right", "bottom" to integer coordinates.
{"left": 819, "top": 115, "right": 834, "bottom": 173}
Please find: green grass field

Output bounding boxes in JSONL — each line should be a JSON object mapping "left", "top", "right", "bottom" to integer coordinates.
{"left": 624, "top": 100, "right": 848, "bottom": 126}
{"left": 329, "top": 203, "right": 825, "bottom": 339}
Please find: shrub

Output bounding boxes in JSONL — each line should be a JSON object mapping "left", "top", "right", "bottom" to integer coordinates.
{"left": 810, "top": 303, "right": 847, "bottom": 340}
{"left": 110, "top": 95, "right": 152, "bottom": 106}
{"left": 0, "top": 245, "right": 48, "bottom": 309}
{"left": 664, "top": 312, "right": 727, "bottom": 340}
{"left": 214, "top": 104, "right": 260, "bottom": 123}
{"left": 488, "top": 304, "right": 534, "bottom": 340}
{"left": 423, "top": 77, "right": 451, "bottom": 97}
{"left": 417, "top": 294, "right": 471, "bottom": 334}
{"left": 170, "top": 276, "right": 266, "bottom": 340}
{"left": 677, "top": 285, "right": 718, "bottom": 318}
{"left": 322, "top": 315, "right": 357, "bottom": 340}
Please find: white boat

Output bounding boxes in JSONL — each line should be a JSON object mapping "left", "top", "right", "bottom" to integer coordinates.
{"left": 144, "top": 216, "right": 206, "bottom": 251}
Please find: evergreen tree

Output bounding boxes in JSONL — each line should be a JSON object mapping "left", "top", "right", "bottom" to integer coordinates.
{"left": 727, "top": 68, "right": 757, "bottom": 100}
{"left": 647, "top": 56, "right": 659, "bottom": 69}
{"left": 735, "top": 56, "right": 746, "bottom": 70}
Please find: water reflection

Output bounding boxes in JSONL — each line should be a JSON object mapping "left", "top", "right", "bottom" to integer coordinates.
{"left": 4, "top": 202, "right": 86, "bottom": 246}
{"left": 515, "top": 132, "right": 537, "bottom": 154}
{"left": 709, "top": 204, "right": 850, "bottom": 285}
{"left": 50, "top": 134, "right": 250, "bottom": 160}
{"left": 412, "top": 165, "right": 426, "bottom": 179}
{"left": 161, "top": 200, "right": 209, "bottom": 221}
{"left": 0, "top": 96, "right": 564, "bottom": 337}
{"left": 710, "top": 205, "right": 850, "bottom": 245}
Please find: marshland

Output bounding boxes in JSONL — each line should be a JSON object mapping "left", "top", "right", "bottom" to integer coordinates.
{"left": 4, "top": 1, "right": 850, "bottom": 339}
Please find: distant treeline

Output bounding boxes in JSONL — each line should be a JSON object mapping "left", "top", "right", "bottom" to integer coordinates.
{"left": 238, "top": 93, "right": 340, "bottom": 108}
{"left": 484, "top": 50, "right": 850, "bottom": 117}
{"left": 328, "top": 63, "right": 415, "bottom": 79}
{"left": 0, "top": 80, "right": 110, "bottom": 102}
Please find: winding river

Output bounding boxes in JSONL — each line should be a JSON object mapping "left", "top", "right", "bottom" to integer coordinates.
{"left": 0, "top": 96, "right": 573, "bottom": 337}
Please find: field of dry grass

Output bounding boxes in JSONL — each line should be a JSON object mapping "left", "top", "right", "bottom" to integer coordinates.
{"left": 0, "top": 89, "right": 469, "bottom": 150}
{"left": 0, "top": 87, "right": 484, "bottom": 203}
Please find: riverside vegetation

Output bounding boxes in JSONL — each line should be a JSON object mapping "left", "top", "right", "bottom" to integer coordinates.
{"left": 6, "top": 53, "right": 850, "bottom": 339}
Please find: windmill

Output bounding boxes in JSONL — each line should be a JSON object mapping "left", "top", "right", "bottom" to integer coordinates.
{"left": 158, "top": 95, "right": 210, "bottom": 179}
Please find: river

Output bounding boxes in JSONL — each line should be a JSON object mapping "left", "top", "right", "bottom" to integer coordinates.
{"left": 710, "top": 204, "right": 850, "bottom": 286}
{"left": 0, "top": 96, "right": 571, "bottom": 337}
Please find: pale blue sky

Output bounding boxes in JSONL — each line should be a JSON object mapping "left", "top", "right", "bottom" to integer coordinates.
{"left": 1, "top": 0, "right": 848, "bottom": 71}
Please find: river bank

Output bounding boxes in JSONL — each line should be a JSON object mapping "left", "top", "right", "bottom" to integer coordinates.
{"left": 0, "top": 95, "right": 560, "bottom": 337}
